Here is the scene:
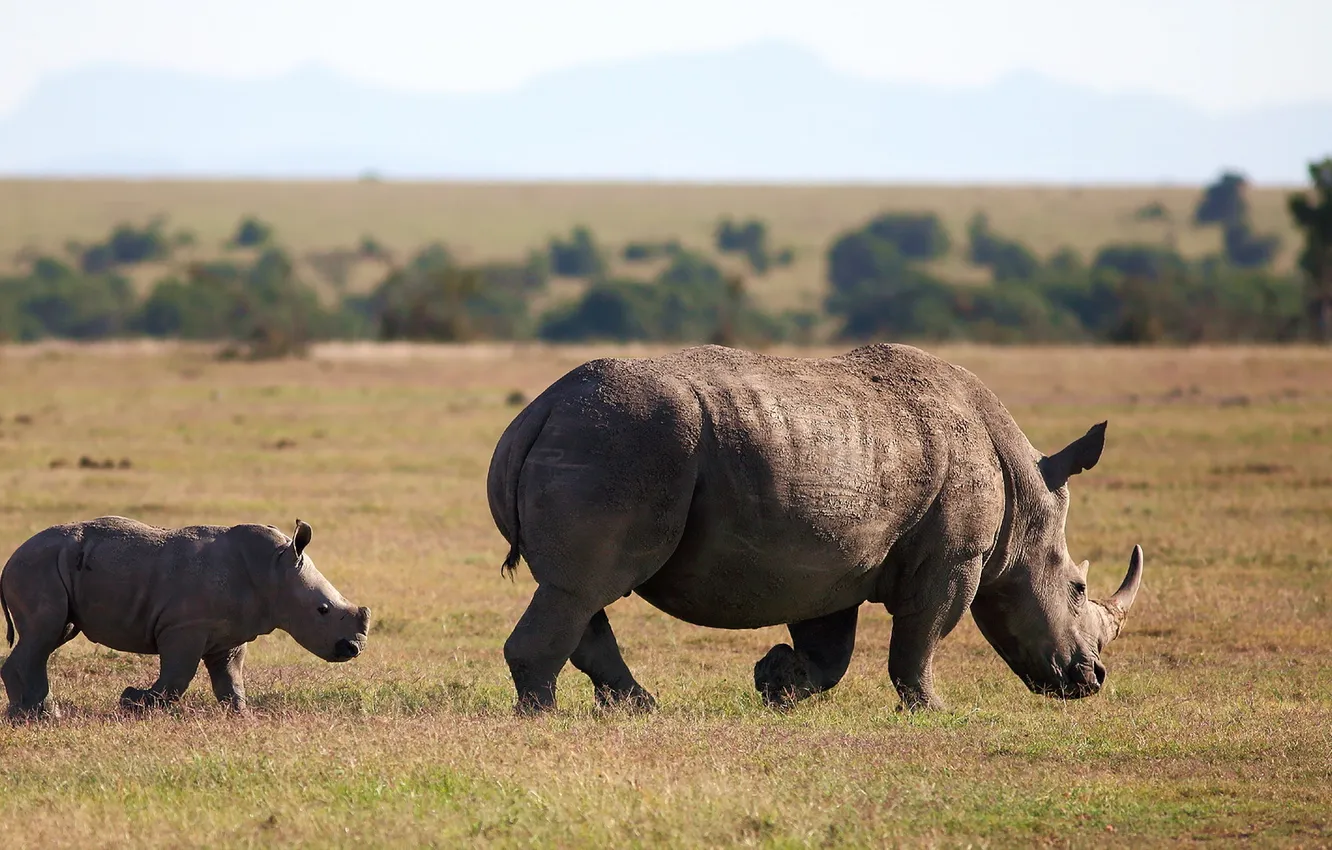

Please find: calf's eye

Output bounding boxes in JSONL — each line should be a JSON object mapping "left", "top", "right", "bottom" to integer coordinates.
{"left": 318, "top": 603, "right": 331, "bottom": 616}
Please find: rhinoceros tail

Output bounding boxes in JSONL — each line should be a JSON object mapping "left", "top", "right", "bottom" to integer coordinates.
{"left": 488, "top": 397, "right": 554, "bottom": 582}
{"left": 501, "top": 542, "right": 521, "bottom": 581}
{"left": 1, "top": 580, "right": 13, "bottom": 648}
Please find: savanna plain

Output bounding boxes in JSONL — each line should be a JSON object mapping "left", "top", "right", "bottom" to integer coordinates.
{"left": 0, "top": 340, "right": 1329, "bottom": 848}
{"left": 0, "top": 179, "right": 1306, "bottom": 312}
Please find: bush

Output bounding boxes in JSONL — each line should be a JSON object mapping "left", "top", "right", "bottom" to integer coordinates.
{"left": 967, "top": 214, "right": 1041, "bottom": 282}
{"left": 622, "top": 239, "right": 682, "bottom": 263}
{"left": 826, "top": 231, "right": 913, "bottom": 298}
{"left": 133, "top": 249, "right": 353, "bottom": 354}
{"left": 949, "top": 284, "right": 1089, "bottom": 343}
{"left": 136, "top": 277, "right": 236, "bottom": 339}
{"left": 539, "top": 250, "right": 789, "bottom": 344}
{"left": 863, "top": 212, "right": 951, "bottom": 261}
{"left": 78, "top": 218, "right": 171, "bottom": 273}
{"left": 548, "top": 226, "right": 604, "bottom": 277}
{"left": 715, "top": 218, "right": 766, "bottom": 254}
{"left": 0, "top": 258, "right": 136, "bottom": 341}
{"left": 362, "top": 245, "right": 536, "bottom": 342}
{"left": 715, "top": 217, "right": 796, "bottom": 275}
{"left": 825, "top": 215, "right": 960, "bottom": 339}
{"left": 107, "top": 221, "right": 170, "bottom": 264}
{"left": 539, "top": 280, "right": 663, "bottom": 342}
{"left": 1092, "top": 243, "right": 1187, "bottom": 280}
{"left": 230, "top": 216, "right": 274, "bottom": 249}
{"left": 1222, "top": 222, "right": 1280, "bottom": 269}
{"left": 1194, "top": 171, "right": 1249, "bottom": 226}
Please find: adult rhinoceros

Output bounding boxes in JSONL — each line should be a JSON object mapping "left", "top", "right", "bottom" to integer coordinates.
{"left": 487, "top": 343, "right": 1143, "bottom": 714}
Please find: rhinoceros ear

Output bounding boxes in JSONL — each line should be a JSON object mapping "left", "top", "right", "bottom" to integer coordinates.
{"left": 291, "top": 519, "right": 313, "bottom": 559}
{"left": 1039, "top": 421, "right": 1107, "bottom": 491}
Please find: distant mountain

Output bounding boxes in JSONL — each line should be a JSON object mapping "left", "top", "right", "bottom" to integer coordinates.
{"left": 0, "top": 42, "right": 1327, "bottom": 183}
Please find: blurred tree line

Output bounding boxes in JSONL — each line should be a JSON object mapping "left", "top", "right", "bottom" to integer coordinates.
{"left": 2, "top": 161, "right": 1330, "bottom": 354}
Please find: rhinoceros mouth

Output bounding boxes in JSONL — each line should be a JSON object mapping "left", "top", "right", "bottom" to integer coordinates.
{"left": 329, "top": 636, "right": 366, "bottom": 662}
{"left": 1022, "top": 658, "right": 1105, "bottom": 700}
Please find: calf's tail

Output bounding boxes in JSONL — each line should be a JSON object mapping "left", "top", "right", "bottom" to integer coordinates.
{"left": 2, "top": 579, "right": 13, "bottom": 648}
{"left": 487, "top": 396, "right": 554, "bottom": 581}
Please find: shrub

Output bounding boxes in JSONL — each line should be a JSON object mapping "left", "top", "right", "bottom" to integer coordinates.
{"left": 548, "top": 226, "right": 604, "bottom": 278}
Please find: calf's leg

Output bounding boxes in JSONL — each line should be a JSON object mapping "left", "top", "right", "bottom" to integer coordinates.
{"left": 569, "top": 609, "right": 655, "bottom": 711}
{"left": 2, "top": 584, "right": 74, "bottom": 721}
{"left": 755, "top": 605, "right": 860, "bottom": 708}
{"left": 204, "top": 643, "right": 248, "bottom": 712}
{"left": 3, "top": 627, "right": 67, "bottom": 721}
{"left": 120, "top": 629, "right": 205, "bottom": 711}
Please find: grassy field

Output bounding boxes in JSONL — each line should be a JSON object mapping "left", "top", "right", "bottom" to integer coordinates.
{"left": 0, "top": 339, "right": 1330, "bottom": 847}
{"left": 0, "top": 179, "right": 1308, "bottom": 311}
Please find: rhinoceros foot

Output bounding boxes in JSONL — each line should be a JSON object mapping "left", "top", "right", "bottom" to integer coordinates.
{"left": 119, "top": 686, "right": 175, "bottom": 713}
{"left": 512, "top": 689, "right": 557, "bottom": 717}
{"left": 754, "top": 644, "right": 818, "bottom": 709}
{"left": 6, "top": 700, "right": 61, "bottom": 724}
{"left": 894, "top": 688, "right": 947, "bottom": 713}
{"left": 593, "top": 683, "right": 657, "bottom": 714}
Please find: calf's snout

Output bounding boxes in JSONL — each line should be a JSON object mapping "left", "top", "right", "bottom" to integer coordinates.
{"left": 333, "top": 638, "right": 361, "bottom": 661}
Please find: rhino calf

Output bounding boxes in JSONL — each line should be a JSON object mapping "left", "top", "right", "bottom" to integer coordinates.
{"left": 1, "top": 517, "right": 371, "bottom": 720}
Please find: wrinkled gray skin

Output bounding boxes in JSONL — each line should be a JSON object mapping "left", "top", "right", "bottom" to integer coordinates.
{"left": 487, "top": 343, "right": 1143, "bottom": 714}
{"left": 1, "top": 517, "right": 371, "bottom": 721}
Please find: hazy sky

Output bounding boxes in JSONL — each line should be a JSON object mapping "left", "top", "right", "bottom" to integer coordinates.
{"left": 1, "top": 0, "right": 1327, "bottom": 116}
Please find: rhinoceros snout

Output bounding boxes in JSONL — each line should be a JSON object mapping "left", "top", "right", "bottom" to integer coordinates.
{"left": 1090, "top": 659, "right": 1107, "bottom": 689}
{"left": 1027, "top": 656, "right": 1106, "bottom": 700}
{"left": 332, "top": 638, "right": 362, "bottom": 661}
{"left": 1047, "top": 658, "right": 1106, "bottom": 699}
{"left": 1069, "top": 658, "right": 1106, "bottom": 696}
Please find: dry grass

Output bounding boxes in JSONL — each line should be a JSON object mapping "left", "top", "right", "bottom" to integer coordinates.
{"left": 0, "top": 340, "right": 1330, "bottom": 848}
{"left": 0, "top": 180, "right": 1307, "bottom": 311}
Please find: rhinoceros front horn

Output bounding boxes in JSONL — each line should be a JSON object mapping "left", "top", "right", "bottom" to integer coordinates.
{"left": 1098, "top": 545, "right": 1144, "bottom": 643}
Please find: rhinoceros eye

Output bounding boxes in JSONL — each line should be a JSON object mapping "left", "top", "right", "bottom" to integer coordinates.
{"left": 1070, "top": 582, "right": 1087, "bottom": 604}
{"left": 318, "top": 603, "right": 331, "bottom": 616}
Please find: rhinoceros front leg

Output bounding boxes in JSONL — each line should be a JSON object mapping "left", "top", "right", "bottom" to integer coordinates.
{"left": 120, "top": 629, "right": 205, "bottom": 712}
{"left": 754, "top": 605, "right": 860, "bottom": 708}
{"left": 204, "top": 643, "right": 248, "bottom": 713}
{"left": 569, "top": 608, "right": 655, "bottom": 712}
{"left": 887, "top": 558, "right": 983, "bottom": 712}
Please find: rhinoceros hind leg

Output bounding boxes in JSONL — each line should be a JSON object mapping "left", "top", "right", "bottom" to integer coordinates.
{"left": 2, "top": 606, "right": 71, "bottom": 722}
{"left": 570, "top": 608, "right": 655, "bottom": 712}
{"left": 3, "top": 639, "right": 65, "bottom": 722}
{"left": 120, "top": 630, "right": 204, "bottom": 713}
{"left": 755, "top": 605, "right": 859, "bottom": 708}
{"left": 505, "top": 583, "right": 607, "bottom": 715}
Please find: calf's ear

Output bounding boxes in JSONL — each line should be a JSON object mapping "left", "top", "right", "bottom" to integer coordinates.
{"left": 292, "top": 519, "right": 313, "bottom": 558}
{"left": 1039, "top": 421, "right": 1107, "bottom": 491}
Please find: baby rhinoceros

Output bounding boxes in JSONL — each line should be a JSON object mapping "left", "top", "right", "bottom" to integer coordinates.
{"left": 0, "top": 516, "right": 371, "bottom": 721}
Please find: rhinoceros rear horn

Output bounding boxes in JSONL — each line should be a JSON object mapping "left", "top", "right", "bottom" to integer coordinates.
{"left": 1099, "top": 545, "right": 1144, "bottom": 642}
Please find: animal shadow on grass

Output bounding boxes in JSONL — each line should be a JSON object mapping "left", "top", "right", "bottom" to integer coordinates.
{"left": 4, "top": 699, "right": 247, "bottom": 727}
